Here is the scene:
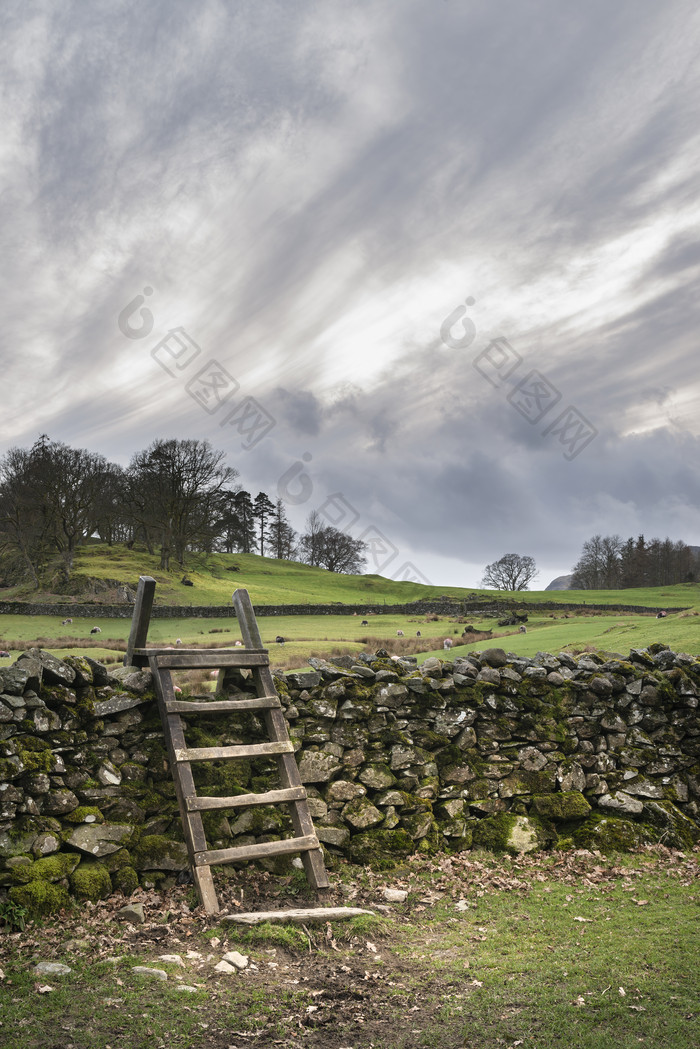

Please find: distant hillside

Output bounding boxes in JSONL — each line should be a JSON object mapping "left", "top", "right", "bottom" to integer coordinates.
{"left": 545, "top": 574, "right": 574, "bottom": 591}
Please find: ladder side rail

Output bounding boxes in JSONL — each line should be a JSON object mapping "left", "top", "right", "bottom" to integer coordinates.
{"left": 232, "top": 588, "right": 265, "bottom": 648}
{"left": 251, "top": 661, "right": 330, "bottom": 889}
{"left": 149, "top": 658, "right": 219, "bottom": 914}
{"left": 125, "top": 576, "right": 156, "bottom": 667}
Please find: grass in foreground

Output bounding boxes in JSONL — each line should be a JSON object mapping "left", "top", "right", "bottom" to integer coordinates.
{"left": 0, "top": 848, "right": 697, "bottom": 1049}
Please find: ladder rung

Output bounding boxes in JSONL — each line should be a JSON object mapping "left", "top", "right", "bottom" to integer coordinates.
{"left": 195, "top": 834, "right": 320, "bottom": 867}
{"left": 165, "top": 696, "right": 281, "bottom": 714}
{"left": 145, "top": 650, "right": 269, "bottom": 670}
{"left": 173, "top": 741, "right": 294, "bottom": 763}
{"left": 186, "top": 786, "right": 307, "bottom": 811}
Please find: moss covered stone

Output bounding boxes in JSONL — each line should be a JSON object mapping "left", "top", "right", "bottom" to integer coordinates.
{"left": 347, "top": 828, "right": 414, "bottom": 868}
{"left": 642, "top": 801, "right": 700, "bottom": 850}
{"left": 472, "top": 813, "right": 555, "bottom": 854}
{"left": 70, "top": 862, "right": 112, "bottom": 901}
{"left": 530, "top": 792, "right": 592, "bottom": 821}
{"left": 132, "top": 834, "right": 188, "bottom": 871}
{"left": 10, "top": 852, "right": 80, "bottom": 885}
{"left": 572, "top": 814, "right": 654, "bottom": 852}
{"left": 64, "top": 806, "right": 105, "bottom": 825}
{"left": 112, "top": 865, "right": 140, "bottom": 894}
{"left": 9, "top": 880, "right": 70, "bottom": 916}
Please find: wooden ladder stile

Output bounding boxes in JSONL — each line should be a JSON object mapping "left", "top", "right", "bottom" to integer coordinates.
{"left": 125, "top": 578, "right": 329, "bottom": 914}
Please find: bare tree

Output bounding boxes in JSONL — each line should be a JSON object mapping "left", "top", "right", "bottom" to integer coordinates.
{"left": 0, "top": 437, "right": 112, "bottom": 585}
{"left": 481, "top": 553, "right": 538, "bottom": 591}
{"left": 299, "top": 513, "right": 366, "bottom": 574}
{"left": 126, "top": 439, "right": 237, "bottom": 570}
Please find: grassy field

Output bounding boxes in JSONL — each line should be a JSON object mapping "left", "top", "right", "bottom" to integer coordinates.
{"left": 1, "top": 849, "right": 697, "bottom": 1049}
{"left": 2, "top": 544, "right": 700, "bottom": 664}
{"left": 2, "top": 606, "right": 700, "bottom": 668}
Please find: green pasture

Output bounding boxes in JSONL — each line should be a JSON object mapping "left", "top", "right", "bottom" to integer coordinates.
{"left": 435, "top": 609, "right": 700, "bottom": 661}
{"left": 3, "top": 604, "right": 700, "bottom": 668}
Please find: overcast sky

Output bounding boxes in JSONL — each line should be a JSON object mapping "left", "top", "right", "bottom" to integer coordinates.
{"left": 2, "top": 0, "right": 700, "bottom": 589}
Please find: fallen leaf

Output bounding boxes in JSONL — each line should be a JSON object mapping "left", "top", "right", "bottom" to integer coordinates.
{"left": 574, "top": 995, "right": 586, "bottom": 1007}
{"left": 619, "top": 987, "right": 626, "bottom": 997}
{"left": 36, "top": 985, "right": 54, "bottom": 994}
{"left": 573, "top": 917, "right": 592, "bottom": 923}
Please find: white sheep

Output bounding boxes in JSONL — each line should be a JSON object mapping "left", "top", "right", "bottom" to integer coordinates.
{"left": 90, "top": 626, "right": 101, "bottom": 635}
{"left": 443, "top": 638, "right": 453, "bottom": 650}
{"left": 519, "top": 625, "right": 527, "bottom": 633}
{"left": 397, "top": 630, "right": 404, "bottom": 637}
{"left": 175, "top": 638, "right": 182, "bottom": 646}
{"left": 61, "top": 618, "right": 73, "bottom": 625}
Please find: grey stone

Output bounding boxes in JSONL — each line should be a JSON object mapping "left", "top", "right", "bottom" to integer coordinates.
{"left": 67, "top": 823, "right": 133, "bottom": 857}
{"left": 34, "top": 961, "right": 72, "bottom": 976}
{"left": 22, "top": 649, "right": 76, "bottom": 687}
{"left": 327, "top": 779, "right": 366, "bottom": 802}
{"left": 480, "top": 648, "right": 508, "bottom": 668}
{"left": 107, "top": 667, "right": 152, "bottom": 695}
{"left": 42, "top": 789, "right": 79, "bottom": 815}
{"left": 117, "top": 902, "right": 145, "bottom": 923}
{"left": 598, "top": 791, "right": 644, "bottom": 815}
{"left": 297, "top": 750, "right": 343, "bottom": 783}
{"left": 315, "top": 824, "right": 350, "bottom": 846}
{"left": 94, "top": 694, "right": 148, "bottom": 717}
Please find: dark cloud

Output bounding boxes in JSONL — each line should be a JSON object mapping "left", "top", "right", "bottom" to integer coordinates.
{"left": 2, "top": 0, "right": 700, "bottom": 585}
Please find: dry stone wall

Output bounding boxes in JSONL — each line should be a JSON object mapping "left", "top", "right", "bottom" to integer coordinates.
{"left": 1, "top": 643, "right": 699, "bottom": 914}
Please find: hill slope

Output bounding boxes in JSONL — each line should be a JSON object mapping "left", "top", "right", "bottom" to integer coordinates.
{"left": 1, "top": 543, "right": 699, "bottom": 609}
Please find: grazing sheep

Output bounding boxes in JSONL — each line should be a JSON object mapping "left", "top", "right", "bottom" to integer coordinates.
{"left": 361, "top": 620, "right": 369, "bottom": 626}
{"left": 90, "top": 626, "right": 101, "bottom": 635}
{"left": 61, "top": 618, "right": 73, "bottom": 626}
{"left": 656, "top": 611, "right": 667, "bottom": 619}
{"left": 275, "top": 635, "right": 285, "bottom": 645}
{"left": 397, "top": 630, "right": 404, "bottom": 637}
{"left": 173, "top": 686, "right": 182, "bottom": 694}
{"left": 175, "top": 638, "right": 182, "bottom": 646}
{"left": 0, "top": 650, "right": 10, "bottom": 658}
{"left": 443, "top": 638, "right": 453, "bottom": 650}
{"left": 235, "top": 640, "right": 243, "bottom": 647}
{"left": 416, "top": 630, "right": 421, "bottom": 637}
{"left": 519, "top": 625, "right": 527, "bottom": 633}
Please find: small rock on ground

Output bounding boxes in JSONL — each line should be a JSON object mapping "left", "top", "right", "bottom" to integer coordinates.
{"left": 132, "top": 966, "right": 168, "bottom": 981}
{"left": 117, "top": 903, "right": 145, "bottom": 923}
{"left": 382, "top": 888, "right": 408, "bottom": 903}
{"left": 33, "top": 962, "right": 71, "bottom": 976}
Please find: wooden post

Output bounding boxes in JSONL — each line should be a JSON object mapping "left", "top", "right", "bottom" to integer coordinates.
{"left": 125, "top": 575, "right": 156, "bottom": 666}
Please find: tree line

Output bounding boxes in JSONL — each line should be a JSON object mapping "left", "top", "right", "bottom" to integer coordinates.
{"left": 570, "top": 534, "right": 699, "bottom": 589}
{"left": 0, "top": 436, "right": 367, "bottom": 587}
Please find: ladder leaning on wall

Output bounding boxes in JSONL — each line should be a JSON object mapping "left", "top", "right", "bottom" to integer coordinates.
{"left": 124, "top": 576, "right": 329, "bottom": 914}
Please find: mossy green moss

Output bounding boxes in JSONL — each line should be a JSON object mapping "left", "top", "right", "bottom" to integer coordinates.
{"left": 530, "top": 792, "right": 592, "bottom": 821}
{"left": 70, "top": 862, "right": 112, "bottom": 901}
{"left": 112, "top": 865, "right": 139, "bottom": 894}
{"left": 63, "top": 806, "right": 105, "bottom": 825}
{"left": 472, "top": 813, "right": 555, "bottom": 854}
{"left": 17, "top": 748, "right": 53, "bottom": 773}
{"left": 347, "top": 828, "right": 414, "bottom": 868}
{"left": 10, "top": 853, "right": 79, "bottom": 885}
{"left": 572, "top": 814, "right": 655, "bottom": 852}
{"left": 9, "top": 880, "right": 70, "bottom": 916}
